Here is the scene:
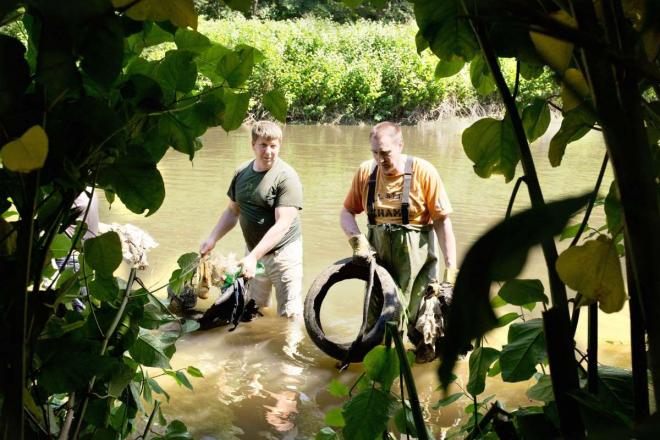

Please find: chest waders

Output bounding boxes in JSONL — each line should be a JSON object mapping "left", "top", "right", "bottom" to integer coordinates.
{"left": 366, "top": 156, "right": 439, "bottom": 334}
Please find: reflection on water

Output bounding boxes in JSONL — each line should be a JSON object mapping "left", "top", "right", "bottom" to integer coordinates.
{"left": 101, "top": 121, "right": 629, "bottom": 438}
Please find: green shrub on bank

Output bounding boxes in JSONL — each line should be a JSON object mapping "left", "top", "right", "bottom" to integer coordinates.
{"left": 198, "top": 17, "right": 556, "bottom": 123}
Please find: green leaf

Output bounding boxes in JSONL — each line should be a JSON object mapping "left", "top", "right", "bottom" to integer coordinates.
{"left": 431, "top": 392, "right": 463, "bottom": 409}
{"left": 469, "top": 55, "right": 496, "bottom": 95}
{"left": 129, "top": 329, "right": 176, "bottom": 368}
{"left": 89, "top": 274, "right": 120, "bottom": 302}
{"left": 467, "top": 347, "right": 500, "bottom": 396}
{"left": 462, "top": 116, "right": 519, "bottom": 182}
{"left": 79, "top": 15, "right": 124, "bottom": 87}
{"left": 498, "top": 279, "right": 549, "bottom": 306}
{"left": 154, "top": 419, "right": 193, "bottom": 440}
{"left": 549, "top": 105, "right": 595, "bottom": 167}
{"left": 416, "top": 0, "right": 479, "bottom": 61}
{"left": 197, "top": 43, "right": 230, "bottom": 83}
{"left": 36, "top": 27, "right": 81, "bottom": 106}
{"left": 0, "top": 35, "right": 30, "bottom": 116}
{"left": 487, "top": 359, "right": 501, "bottom": 377}
{"left": 500, "top": 319, "right": 546, "bottom": 382}
{"left": 147, "top": 377, "right": 170, "bottom": 401}
{"left": 174, "top": 28, "right": 211, "bottom": 54}
{"left": 108, "top": 362, "right": 135, "bottom": 398}
{"left": 112, "top": 0, "right": 198, "bottom": 30}
{"left": 315, "top": 427, "right": 338, "bottom": 440}
{"left": 223, "top": 0, "right": 253, "bottom": 12}
{"left": 522, "top": 99, "right": 551, "bottom": 143}
{"left": 327, "top": 379, "right": 349, "bottom": 398}
{"left": 394, "top": 403, "right": 425, "bottom": 437}
{"left": 156, "top": 50, "right": 197, "bottom": 101}
{"left": 604, "top": 181, "right": 623, "bottom": 237}
{"left": 526, "top": 374, "right": 555, "bottom": 402}
{"left": 435, "top": 56, "right": 464, "bottom": 78}
{"left": 520, "top": 61, "right": 545, "bottom": 80}
{"left": 175, "top": 370, "right": 193, "bottom": 390}
{"left": 490, "top": 295, "right": 506, "bottom": 308}
{"left": 597, "top": 365, "right": 634, "bottom": 421}
{"left": 439, "top": 194, "right": 589, "bottom": 390}
{"left": 83, "top": 232, "right": 122, "bottom": 275}
{"left": 363, "top": 345, "right": 399, "bottom": 391}
{"left": 219, "top": 90, "right": 250, "bottom": 132}
{"left": 158, "top": 113, "right": 199, "bottom": 159}
{"left": 556, "top": 236, "right": 626, "bottom": 313}
{"left": 217, "top": 48, "right": 255, "bottom": 88}
{"left": 50, "top": 233, "right": 71, "bottom": 259}
{"left": 496, "top": 312, "right": 520, "bottom": 327}
{"left": 98, "top": 155, "right": 165, "bottom": 216}
{"left": 324, "top": 407, "right": 345, "bottom": 427}
{"left": 560, "top": 223, "right": 582, "bottom": 241}
{"left": 186, "top": 366, "right": 203, "bottom": 378}
{"left": 342, "top": 388, "right": 395, "bottom": 440}
{"left": 263, "top": 89, "right": 288, "bottom": 122}
{"left": 1, "top": 125, "right": 49, "bottom": 173}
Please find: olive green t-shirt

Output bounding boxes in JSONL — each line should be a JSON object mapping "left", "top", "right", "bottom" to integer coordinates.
{"left": 227, "top": 158, "right": 303, "bottom": 253}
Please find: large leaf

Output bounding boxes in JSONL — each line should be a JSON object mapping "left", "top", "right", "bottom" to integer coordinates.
{"left": 526, "top": 374, "right": 555, "bottom": 402}
{"left": 342, "top": 388, "right": 395, "bottom": 440}
{"left": 327, "top": 379, "right": 349, "bottom": 398}
{"left": 263, "top": 89, "right": 288, "bottom": 123}
{"left": 217, "top": 48, "right": 255, "bottom": 88}
{"left": 0, "top": 35, "right": 30, "bottom": 116}
{"left": 556, "top": 236, "right": 626, "bottom": 313}
{"left": 89, "top": 274, "right": 120, "bottom": 302}
{"left": 98, "top": 155, "right": 165, "bottom": 216}
{"left": 156, "top": 50, "right": 197, "bottom": 102}
{"left": 363, "top": 345, "right": 399, "bottom": 391}
{"left": 604, "top": 181, "right": 623, "bottom": 236}
{"left": 79, "top": 15, "right": 124, "bottom": 87}
{"left": 112, "top": 0, "right": 198, "bottom": 29}
{"left": 219, "top": 90, "right": 250, "bottom": 132}
{"left": 500, "top": 319, "right": 546, "bottom": 382}
{"left": 469, "top": 54, "right": 496, "bottom": 96}
{"left": 498, "top": 279, "right": 549, "bottom": 306}
{"left": 529, "top": 9, "right": 576, "bottom": 73}
{"left": 174, "top": 28, "right": 211, "bottom": 54}
{"left": 129, "top": 329, "right": 177, "bottom": 368}
{"left": 435, "top": 56, "right": 464, "bottom": 78}
{"left": 414, "top": 0, "right": 479, "bottom": 61}
{"left": 467, "top": 347, "right": 500, "bottom": 396}
{"left": 197, "top": 43, "right": 231, "bottom": 83}
{"left": 438, "top": 194, "right": 589, "bottom": 389}
{"left": 0, "top": 125, "right": 48, "bottom": 173}
{"left": 522, "top": 99, "right": 551, "bottom": 143}
{"left": 548, "top": 105, "right": 595, "bottom": 167}
{"left": 36, "top": 25, "right": 81, "bottom": 105}
{"left": 83, "top": 231, "right": 122, "bottom": 275}
{"left": 561, "top": 68, "right": 590, "bottom": 112}
{"left": 324, "top": 407, "right": 345, "bottom": 427}
{"left": 462, "top": 116, "right": 518, "bottom": 182}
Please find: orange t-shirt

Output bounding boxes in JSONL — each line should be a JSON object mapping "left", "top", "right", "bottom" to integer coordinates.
{"left": 343, "top": 155, "right": 453, "bottom": 225}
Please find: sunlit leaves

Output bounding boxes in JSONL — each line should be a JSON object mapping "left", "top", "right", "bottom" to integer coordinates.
{"left": 263, "top": 89, "right": 288, "bottom": 123}
{"left": 522, "top": 99, "right": 551, "bottom": 143}
{"left": 156, "top": 50, "right": 198, "bottom": 101}
{"left": 556, "top": 236, "right": 627, "bottom": 313}
{"left": 498, "top": 279, "right": 549, "bottom": 306}
{"left": 363, "top": 345, "right": 399, "bottom": 391}
{"left": 462, "top": 116, "right": 518, "bottom": 182}
{"left": 112, "top": 0, "right": 198, "bottom": 30}
{"left": 328, "top": 379, "right": 349, "bottom": 398}
{"left": 439, "top": 195, "right": 589, "bottom": 389}
{"left": 414, "top": 0, "right": 478, "bottom": 62}
{"left": 469, "top": 55, "right": 496, "bottom": 96}
{"left": 500, "top": 319, "right": 546, "bottom": 382}
{"left": 342, "top": 388, "right": 395, "bottom": 440}
{"left": 0, "top": 125, "right": 49, "bottom": 173}
{"left": 218, "top": 46, "right": 257, "bottom": 88}
{"left": 467, "top": 347, "right": 500, "bottom": 396}
{"left": 220, "top": 90, "right": 250, "bottom": 131}
{"left": 435, "top": 56, "right": 464, "bottom": 78}
{"left": 529, "top": 9, "right": 576, "bottom": 73}
{"left": 129, "top": 329, "right": 177, "bottom": 368}
{"left": 561, "top": 68, "right": 590, "bottom": 112}
{"left": 549, "top": 105, "right": 595, "bottom": 167}
{"left": 0, "top": 35, "right": 29, "bottom": 116}
{"left": 432, "top": 392, "right": 463, "bottom": 409}
{"left": 325, "top": 407, "right": 345, "bottom": 427}
{"left": 84, "top": 232, "right": 122, "bottom": 275}
{"left": 175, "top": 28, "right": 211, "bottom": 54}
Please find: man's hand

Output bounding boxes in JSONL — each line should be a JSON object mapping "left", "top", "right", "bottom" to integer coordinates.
{"left": 239, "top": 253, "right": 258, "bottom": 279}
{"left": 443, "top": 267, "right": 458, "bottom": 285}
{"left": 199, "top": 237, "right": 216, "bottom": 256}
{"left": 348, "top": 234, "right": 375, "bottom": 265}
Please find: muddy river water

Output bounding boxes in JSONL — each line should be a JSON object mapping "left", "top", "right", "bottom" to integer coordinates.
{"left": 101, "top": 121, "right": 629, "bottom": 439}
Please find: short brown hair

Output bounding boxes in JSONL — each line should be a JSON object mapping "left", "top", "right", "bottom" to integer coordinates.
{"left": 251, "top": 121, "right": 283, "bottom": 143}
{"left": 370, "top": 121, "right": 402, "bottom": 144}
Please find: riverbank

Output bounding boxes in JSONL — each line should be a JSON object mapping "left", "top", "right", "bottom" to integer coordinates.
{"left": 196, "top": 16, "right": 557, "bottom": 124}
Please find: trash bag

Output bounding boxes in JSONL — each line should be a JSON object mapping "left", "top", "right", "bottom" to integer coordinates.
{"left": 197, "top": 277, "right": 262, "bottom": 331}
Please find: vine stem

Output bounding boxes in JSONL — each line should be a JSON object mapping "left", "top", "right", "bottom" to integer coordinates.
{"left": 72, "top": 268, "right": 138, "bottom": 440}
{"left": 463, "top": 1, "right": 584, "bottom": 437}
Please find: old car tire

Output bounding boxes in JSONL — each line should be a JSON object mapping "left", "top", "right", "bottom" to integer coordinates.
{"left": 304, "top": 258, "right": 401, "bottom": 363}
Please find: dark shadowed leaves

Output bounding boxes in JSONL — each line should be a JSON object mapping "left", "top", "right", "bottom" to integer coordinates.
{"left": 156, "top": 50, "right": 197, "bottom": 101}
{"left": 263, "top": 89, "right": 288, "bottom": 122}
{"left": 79, "top": 15, "right": 124, "bottom": 87}
{"left": 467, "top": 347, "right": 500, "bottom": 396}
{"left": 469, "top": 54, "right": 496, "bottom": 95}
{"left": 0, "top": 35, "right": 30, "bottom": 116}
{"left": 522, "top": 99, "right": 551, "bottom": 143}
{"left": 498, "top": 279, "right": 548, "bottom": 306}
{"left": 129, "top": 329, "right": 177, "bottom": 368}
{"left": 500, "top": 319, "right": 546, "bottom": 382}
{"left": 604, "top": 181, "right": 623, "bottom": 236}
{"left": 84, "top": 231, "right": 122, "bottom": 275}
{"left": 438, "top": 194, "right": 589, "bottom": 389}
{"left": 526, "top": 374, "right": 554, "bottom": 402}
{"left": 414, "top": 0, "right": 479, "bottom": 61}
{"left": 549, "top": 105, "right": 595, "bottom": 167}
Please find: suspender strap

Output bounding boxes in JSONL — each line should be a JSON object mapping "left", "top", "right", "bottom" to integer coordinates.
{"left": 366, "top": 162, "right": 378, "bottom": 225}
{"left": 401, "top": 155, "right": 414, "bottom": 225}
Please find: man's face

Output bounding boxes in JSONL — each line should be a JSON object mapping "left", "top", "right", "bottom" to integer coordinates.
{"left": 370, "top": 135, "right": 403, "bottom": 176}
{"left": 252, "top": 136, "right": 281, "bottom": 169}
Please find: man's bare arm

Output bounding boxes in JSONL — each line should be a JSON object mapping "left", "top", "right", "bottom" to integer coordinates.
{"left": 200, "top": 200, "right": 240, "bottom": 255}
{"left": 340, "top": 207, "right": 361, "bottom": 237}
{"left": 433, "top": 214, "right": 457, "bottom": 270}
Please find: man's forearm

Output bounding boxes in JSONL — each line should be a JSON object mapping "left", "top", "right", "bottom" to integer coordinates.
{"left": 434, "top": 216, "right": 457, "bottom": 268}
{"left": 248, "top": 219, "right": 291, "bottom": 260}
{"left": 209, "top": 208, "right": 239, "bottom": 243}
{"left": 340, "top": 207, "right": 361, "bottom": 237}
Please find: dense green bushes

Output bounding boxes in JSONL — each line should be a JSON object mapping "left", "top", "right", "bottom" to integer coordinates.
{"left": 198, "top": 16, "right": 557, "bottom": 123}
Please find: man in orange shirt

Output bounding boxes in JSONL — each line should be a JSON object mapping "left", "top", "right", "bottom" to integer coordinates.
{"left": 340, "top": 122, "right": 457, "bottom": 352}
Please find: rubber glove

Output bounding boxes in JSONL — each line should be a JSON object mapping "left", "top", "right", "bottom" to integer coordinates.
{"left": 348, "top": 234, "right": 375, "bottom": 265}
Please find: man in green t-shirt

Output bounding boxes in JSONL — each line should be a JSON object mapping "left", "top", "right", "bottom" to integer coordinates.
{"left": 200, "top": 121, "right": 303, "bottom": 317}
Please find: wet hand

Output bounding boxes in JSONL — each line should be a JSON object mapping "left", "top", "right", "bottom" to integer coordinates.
{"left": 239, "top": 254, "right": 258, "bottom": 279}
